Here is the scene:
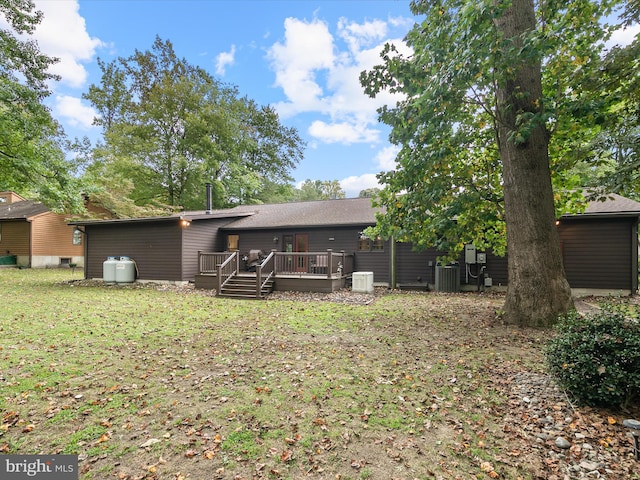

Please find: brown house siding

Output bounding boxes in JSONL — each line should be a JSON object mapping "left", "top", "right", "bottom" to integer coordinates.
{"left": 0, "top": 221, "right": 30, "bottom": 256}
{"left": 182, "top": 219, "right": 232, "bottom": 279}
{"left": 85, "top": 222, "right": 184, "bottom": 281}
{"left": 31, "top": 212, "right": 84, "bottom": 257}
{"left": 355, "top": 249, "right": 390, "bottom": 284}
{"left": 558, "top": 217, "right": 637, "bottom": 290}
{"left": 394, "top": 243, "right": 432, "bottom": 288}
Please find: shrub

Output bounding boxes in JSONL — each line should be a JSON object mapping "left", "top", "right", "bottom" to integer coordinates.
{"left": 545, "top": 307, "right": 640, "bottom": 408}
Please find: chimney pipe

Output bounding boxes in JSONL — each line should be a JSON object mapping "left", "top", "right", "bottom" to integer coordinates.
{"left": 205, "top": 183, "right": 212, "bottom": 214}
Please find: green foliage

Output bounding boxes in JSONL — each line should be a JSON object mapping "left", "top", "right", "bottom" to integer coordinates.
{"left": 82, "top": 36, "right": 304, "bottom": 210}
{"left": 546, "top": 308, "right": 640, "bottom": 407}
{"left": 360, "top": 0, "right": 621, "bottom": 259}
{"left": 0, "top": 0, "right": 84, "bottom": 212}
{"left": 293, "top": 179, "right": 345, "bottom": 201}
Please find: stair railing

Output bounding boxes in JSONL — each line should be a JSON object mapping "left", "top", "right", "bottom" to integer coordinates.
{"left": 217, "top": 251, "right": 238, "bottom": 296}
{"left": 255, "top": 250, "right": 276, "bottom": 298}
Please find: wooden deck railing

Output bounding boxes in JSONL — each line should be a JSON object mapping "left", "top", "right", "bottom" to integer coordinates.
{"left": 216, "top": 252, "right": 239, "bottom": 295}
{"left": 197, "top": 250, "right": 354, "bottom": 279}
{"left": 256, "top": 250, "right": 276, "bottom": 298}
{"left": 198, "top": 251, "right": 235, "bottom": 274}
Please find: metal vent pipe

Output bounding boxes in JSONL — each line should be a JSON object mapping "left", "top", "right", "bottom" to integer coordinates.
{"left": 205, "top": 183, "right": 212, "bottom": 214}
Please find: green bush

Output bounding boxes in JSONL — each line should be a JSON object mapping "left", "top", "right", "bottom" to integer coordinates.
{"left": 546, "top": 307, "right": 640, "bottom": 408}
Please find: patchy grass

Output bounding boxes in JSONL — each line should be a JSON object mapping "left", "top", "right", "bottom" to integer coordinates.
{"left": 0, "top": 269, "right": 637, "bottom": 479}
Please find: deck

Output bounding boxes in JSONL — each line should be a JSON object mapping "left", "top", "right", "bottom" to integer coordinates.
{"left": 195, "top": 250, "right": 354, "bottom": 297}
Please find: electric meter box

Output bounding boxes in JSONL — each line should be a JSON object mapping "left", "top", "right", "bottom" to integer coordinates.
{"left": 476, "top": 252, "right": 487, "bottom": 264}
{"left": 465, "top": 244, "right": 477, "bottom": 264}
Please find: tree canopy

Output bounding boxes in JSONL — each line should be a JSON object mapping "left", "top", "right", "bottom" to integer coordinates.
{"left": 83, "top": 36, "right": 305, "bottom": 211}
{"left": 293, "top": 179, "right": 346, "bottom": 201}
{"left": 0, "top": 0, "right": 83, "bottom": 212}
{"left": 361, "top": 0, "right": 625, "bottom": 326}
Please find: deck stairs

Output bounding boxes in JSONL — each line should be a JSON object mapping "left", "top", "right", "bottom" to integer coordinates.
{"left": 218, "top": 275, "right": 274, "bottom": 299}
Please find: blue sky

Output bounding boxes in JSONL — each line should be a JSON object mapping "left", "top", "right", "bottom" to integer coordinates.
{"left": 27, "top": 0, "right": 417, "bottom": 197}
{"left": 12, "top": 2, "right": 639, "bottom": 198}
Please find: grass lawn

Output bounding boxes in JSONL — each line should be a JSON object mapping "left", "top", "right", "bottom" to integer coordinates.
{"left": 0, "top": 269, "right": 637, "bottom": 479}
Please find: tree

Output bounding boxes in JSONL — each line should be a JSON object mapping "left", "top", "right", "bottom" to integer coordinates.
{"left": 294, "top": 179, "right": 346, "bottom": 201}
{"left": 361, "top": 0, "right": 619, "bottom": 326}
{"left": 0, "top": 0, "right": 83, "bottom": 212}
{"left": 83, "top": 37, "right": 304, "bottom": 210}
{"left": 578, "top": 2, "right": 640, "bottom": 200}
{"left": 359, "top": 187, "right": 381, "bottom": 198}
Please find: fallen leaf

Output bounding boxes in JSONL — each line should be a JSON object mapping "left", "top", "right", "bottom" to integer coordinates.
{"left": 280, "top": 449, "right": 293, "bottom": 462}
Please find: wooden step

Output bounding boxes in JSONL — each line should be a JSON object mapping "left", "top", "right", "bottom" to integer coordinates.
{"left": 218, "top": 277, "right": 274, "bottom": 299}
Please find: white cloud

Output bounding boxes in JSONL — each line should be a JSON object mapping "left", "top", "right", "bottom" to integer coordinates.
{"left": 308, "top": 120, "right": 380, "bottom": 144}
{"left": 606, "top": 23, "right": 640, "bottom": 49}
{"left": 267, "top": 17, "right": 335, "bottom": 115}
{"left": 215, "top": 45, "right": 236, "bottom": 76}
{"left": 374, "top": 145, "right": 400, "bottom": 171}
{"left": 54, "top": 95, "right": 97, "bottom": 129}
{"left": 267, "top": 15, "right": 410, "bottom": 145}
{"left": 340, "top": 173, "right": 381, "bottom": 197}
{"left": 337, "top": 16, "right": 388, "bottom": 54}
{"left": 32, "top": 0, "right": 105, "bottom": 88}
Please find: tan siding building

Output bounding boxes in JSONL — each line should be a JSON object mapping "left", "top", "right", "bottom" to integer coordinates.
{"left": 0, "top": 192, "right": 85, "bottom": 268}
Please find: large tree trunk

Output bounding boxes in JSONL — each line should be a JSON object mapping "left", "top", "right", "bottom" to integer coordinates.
{"left": 496, "top": 0, "right": 574, "bottom": 327}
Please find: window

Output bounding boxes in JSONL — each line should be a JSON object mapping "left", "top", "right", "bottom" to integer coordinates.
{"left": 227, "top": 234, "right": 239, "bottom": 251}
{"left": 72, "top": 228, "right": 82, "bottom": 245}
{"left": 358, "top": 235, "right": 384, "bottom": 252}
{"left": 358, "top": 236, "right": 370, "bottom": 251}
{"left": 0, "top": 196, "right": 6, "bottom": 203}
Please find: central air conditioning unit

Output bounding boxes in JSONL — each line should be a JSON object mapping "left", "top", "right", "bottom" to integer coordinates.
{"left": 434, "top": 263, "right": 460, "bottom": 292}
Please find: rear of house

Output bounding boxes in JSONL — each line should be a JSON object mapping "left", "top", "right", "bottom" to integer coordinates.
{"left": 71, "top": 195, "right": 640, "bottom": 296}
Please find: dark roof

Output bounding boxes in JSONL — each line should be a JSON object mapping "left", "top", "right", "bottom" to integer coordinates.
{"left": 70, "top": 193, "right": 640, "bottom": 228}
{"left": 563, "top": 193, "right": 640, "bottom": 218}
{"left": 0, "top": 200, "right": 49, "bottom": 220}
{"left": 217, "top": 197, "right": 380, "bottom": 229}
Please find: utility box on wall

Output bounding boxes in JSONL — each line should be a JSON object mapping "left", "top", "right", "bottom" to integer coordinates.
{"left": 352, "top": 271, "right": 374, "bottom": 294}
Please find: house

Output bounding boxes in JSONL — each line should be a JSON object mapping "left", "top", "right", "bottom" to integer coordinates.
{"left": 70, "top": 193, "right": 640, "bottom": 297}
{"left": 0, "top": 191, "right": 88, "bottom": 268}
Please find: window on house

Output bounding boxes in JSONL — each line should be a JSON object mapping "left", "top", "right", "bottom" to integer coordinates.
{"left": 60, "top": 257, "right": 71, "bottom": 266}
{"left": 358, "top": 234, "right": 384, "bottom": 252}
{"left": 0, "top": 197, "right": 6, "bottom": 203}
{"left": 358, "top": 235, "right": 370, "bottom": 251}
{"left": 227, "top": 234, "right": 239, "bottom": 251}
{"left": 72, "top": 228, "right": 82, "bottom": 245}
{"left": 372, "top": 236, "right": 385, "bottom": 251}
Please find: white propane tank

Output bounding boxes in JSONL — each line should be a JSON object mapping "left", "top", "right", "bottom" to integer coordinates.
{"left": 103, "top": 256, "right": 118, "bottom": 284}
{"left": 115, "top": 256, "right": 136, "bottom": 284}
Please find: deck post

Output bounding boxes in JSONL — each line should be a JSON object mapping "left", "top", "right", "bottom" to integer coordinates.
{"left": 271, "top": 249, "right": 278, "bottom": 275}
{"left": 327, "top": 249, "right": 332, "bottom": 279}
{"left": 256, "top": 264, "right": 262, "bottom": 298}
{"left": 198, "top": 251, "right": 202, "bottom": 273}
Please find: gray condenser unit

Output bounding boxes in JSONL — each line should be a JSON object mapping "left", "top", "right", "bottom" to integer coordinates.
{"left": 435, "top": 264, "right": 460, "bottom": 292}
